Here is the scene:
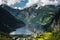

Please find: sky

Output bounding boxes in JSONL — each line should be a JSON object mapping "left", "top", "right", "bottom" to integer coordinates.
{"left": 0, "top": 0, "right": 59, "bottom": 9}
{"left": 0, "top": 0, "right": 60, "bottom": 35}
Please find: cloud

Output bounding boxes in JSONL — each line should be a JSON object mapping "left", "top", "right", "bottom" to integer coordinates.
{"left": 25, "top": 0, "right": 59, "bottom": 9}
{"left": 0, "top": 0, "right": 59, "bottom": 9}
{"left": 25, "top": 0, "right": 39, "bottom": 7}
{"left": 7, "top": 0, "right": 21, "bottom": 6}
{"left": 42, "top": 0, "right": 58, "bottom": 5}
{"left": 0, "top": 0, "right": 3, "bottom": 5}
{"left": 0, "top": 0, "right": 21, "bottom": 6}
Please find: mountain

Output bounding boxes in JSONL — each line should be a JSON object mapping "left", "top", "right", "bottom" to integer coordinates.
{"left": 16, "top": 5, "right": 60, "bottom": 33}
{"left": 0, "top": 5, "right": 25, "bottom": 34}
{"left": 0, "top": 4, "right": 20, "bottom": 16}
{"left": 1, "top": 4, "right": 60, "bottom": 34}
